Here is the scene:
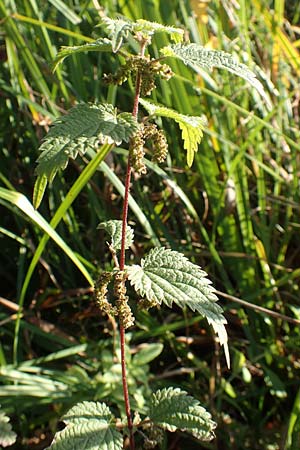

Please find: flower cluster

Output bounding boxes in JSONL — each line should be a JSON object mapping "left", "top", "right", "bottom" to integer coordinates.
{"left": 114, "top": 270, "right": 135, "bottom": 329}
{"left": 94, "top": 271, "right": 115, "bottom": 316}
{"left": 129, "top": 126, "right": 147, "bottom": 175}
{"left": 103, "top": 56, "right": 173, "bottom": 96}
{"left": 129, "top": 123, "right": 168, "bottom": 175}
{"left": 143, "top": 123, "right": 168, "bottom": 163}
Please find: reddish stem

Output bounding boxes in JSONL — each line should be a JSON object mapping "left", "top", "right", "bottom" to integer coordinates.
{"left": 119, "top": 40, "right": 147, "bottom": 450}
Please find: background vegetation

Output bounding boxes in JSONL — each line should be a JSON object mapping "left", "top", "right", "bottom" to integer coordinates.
{"left": 1, "top": 0, "right": 300, "bottom": 449}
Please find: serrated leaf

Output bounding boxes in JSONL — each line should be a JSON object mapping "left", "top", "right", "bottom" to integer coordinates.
{"left": 149, "top": 387, "right": 216, "bottom": 441}
{"left": 52, "top": 38, "right": 112, "bottom": 72}
{"left": 98, "top": 220, "right": 134, "bottom": 251}
{"left": 0, "top": 411, "right": 17, "bottom": 447}
{"left": 140, "top": 98, "right": 206, "bottom": 167}
{"left": 102, "top": 17, "right": 133, "bottom": 52}
{"left": 36, "top": 103, "right": 138, "bottom": 182}
{"left": 33, "top": 174, "right": 48, "bottom": 209}
{"left": 134, "top": 20, "right": 184, "bottom": 43}
{"left": 47, "top": 401, "right": 123, "bottom": 450}
{"left": 161, "top": 43, "right": 265, "bottom": 98}
{"left": 127, "top": 247, "right": 229, "bottom": 367}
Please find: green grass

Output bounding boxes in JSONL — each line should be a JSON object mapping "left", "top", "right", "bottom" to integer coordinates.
{"left": 1, "top": 1, "right": 300, "bottom": 449}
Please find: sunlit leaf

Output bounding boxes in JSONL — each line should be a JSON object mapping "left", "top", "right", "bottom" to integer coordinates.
{"left": 140, "top": 98, "right": 206, "bottom": 167}
{"left": 161, "top": 43, "right": 266, "bottom": 97}
{"left": 47, "top": 401, "right": 123, "bottom": 450}
{"left": 0, "top": 410, "right": 17, "bottom": 448}
{"left": 127, "top": 247, "right": 229, "bottom": 366}
{"left": 36, "top": 103, "right": 138, "bottom": 182}
{"left": 52, "top": 38, "right": 112, "bottom": 71}
{"left": 149, "top": 387, "right": 216, "bottom": 441}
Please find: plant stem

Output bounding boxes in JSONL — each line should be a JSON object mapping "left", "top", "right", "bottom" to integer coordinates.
{"left": 119, "top": 39, "right": 147, "bottom": 450}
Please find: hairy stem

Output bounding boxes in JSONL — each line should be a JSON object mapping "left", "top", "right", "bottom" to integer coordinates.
{"left": 119, "top": 39, "right": 147, "bottom": 450}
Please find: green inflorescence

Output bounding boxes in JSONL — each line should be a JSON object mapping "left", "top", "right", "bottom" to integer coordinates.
{"left": 104, "top": 55, "right": 173, "bottom": 96}
{"left": 114, "top": 270, "right": 135, "bottom": 329}
{"left": 129, "top": 123, "right": 168, "bottom": 175}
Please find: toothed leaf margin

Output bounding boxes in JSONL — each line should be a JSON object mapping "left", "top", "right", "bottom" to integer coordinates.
{"left": 149, "top": 387, "right": 216, "bottom": 441}
{"left": 47, "top": 401, "right": 123, "bottom": 450}
{"left": 161, "top": 43, "right": 265, "bottom": 97}
{"left": 98, "top": 220, "right": 134, "bottom": 251}
{"left": 36, "top": 103, "right": 138, "bottom": 182}
{"left": 52, "top": 38, "right": 112, "bottom": 72}
{"left": 126, "top": 247, "right": 229, "bottom": 366}
{"left": 140, "top": 98, "right": 206, "bottom": 166}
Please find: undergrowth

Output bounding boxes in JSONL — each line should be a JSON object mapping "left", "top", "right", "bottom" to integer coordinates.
{"left": 0, "top": 1, "right": 300, "bottom": 449}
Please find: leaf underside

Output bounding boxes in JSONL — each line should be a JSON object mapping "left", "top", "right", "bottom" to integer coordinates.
{"left": 52, "top": 38, "right": 112, "bottom": 71}
{"left": 149, "top": 387, "right": 216, "bottom": 441}
{"left": 47, "top": 401, "right": 123, "bottom": 450}
{"left": 98, "top": 220, "right": 134, "bottom": 251}
{"left": 140, "top": 98, "right": 206, "bottom": 167}
{"left": 102, "top": 17, "right": 133, "bottom": 52}
{"left": 36, "top": 103, "right": 138, "bottom": 182}
{"left": 134, "top": 19, "right": 184, "bottom": 43}
{"left": 127, "top": 247, "right": 229, "bottom": 366}
{"left": 161, "top": 43, "right": 265, "bottom": 97}
{"left": 102, "top": 17, "right": 184, "bottom": 52}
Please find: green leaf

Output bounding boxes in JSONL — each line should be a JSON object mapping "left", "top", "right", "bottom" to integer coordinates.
{"left": 161, "top": 43, "right": 265, "bottom": 97}
{"left": 48, "top": 0, "right": 81, "bottom": 25}
{"left": 101, "top": 17, "right": 183, "bottom": 51}
{"left": 102, "top": 17, "right": 133, "bottom": 52}
{"left": 127, "top": 247, "right": 229, "bottom": 367}
{"left": 149, "top": 387, "right": 216, "bottom": 441}
{"left": 132, "top": 343, "right": 164, "bottom": 365}
{"left": 36, "top": 103, "right": 138, "bottom": 182}
{"left": 140, "top": 98, "right": 207, "bottom": 167}
{"left": 286, "top": 388, "right": 300, "bottom": 450}
{"left": 33, "top": 174, "right": 48, "bottom": 210}
{"left": 98, "top": 220, "right": 134, "bottom": 251}
{"left": 47, "top": 401, "right": 123, "bottom": 450}
{"left": 0, "top": 187, "right": 93, "bottom": 286}
{"left": 52, "top": 38, "right": 112, "bottom": 72}
{"left": 134, "top": 20, "right": 184, "bottom": 43}
{"left": 263, "top": 367, "right": 287, "bottom": 398}
{"left": 0, "top": 410, "right": 17, "bottom": 447}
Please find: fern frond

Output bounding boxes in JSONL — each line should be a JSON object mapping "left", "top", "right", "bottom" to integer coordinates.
{"left": 140, "top": 98, "right": 207, "bottom": 167}
{"left": 52, "top": 38, "right": 112, "bottom": 72}
{"left": 36, "top": 103, "right": 138, "bottom": 182}
{"left": 161, "top": 43, "right": 265, "bottom": 97}
{"left": 98, "top": 220, "right": 134, "bottom": 251}
{"left": 47, "top": 401, "right": 123, "bottom": 450}
{"left": 149, "top": 387, "right": 216, "bottom": 441}
{"left": 127, "top": 247, "right": 229, "bottom": 366}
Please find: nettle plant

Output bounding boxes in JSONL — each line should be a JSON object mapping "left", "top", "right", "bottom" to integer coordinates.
{"left": 35, "top": 16, "right": 264, "bottom": 450}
